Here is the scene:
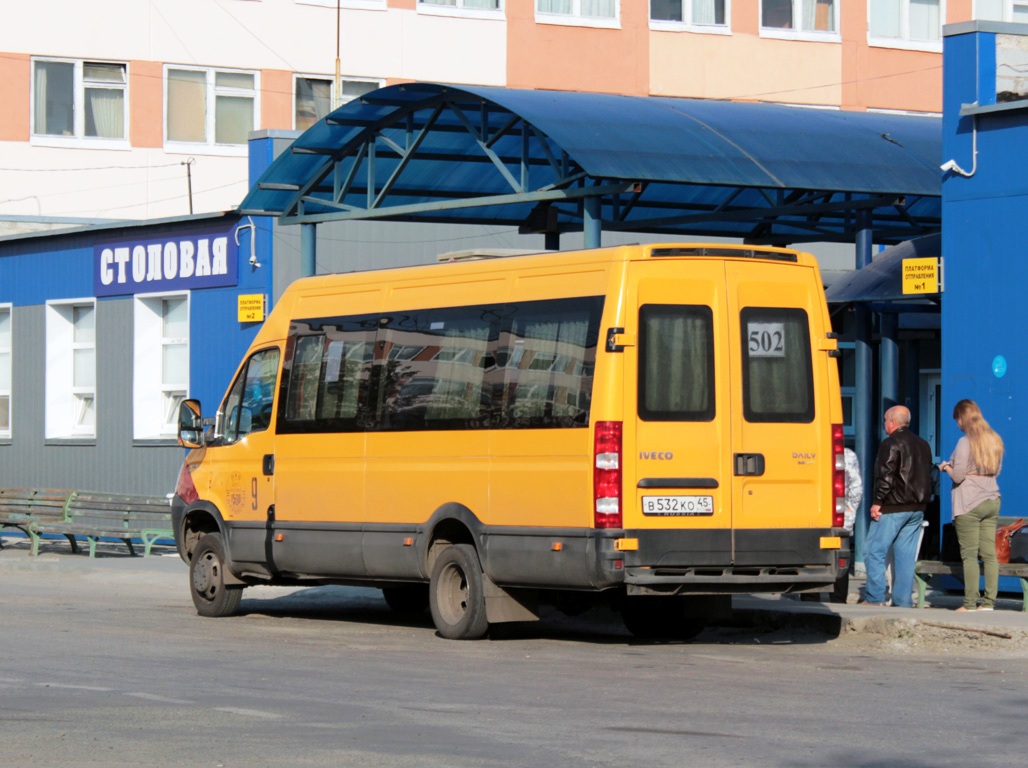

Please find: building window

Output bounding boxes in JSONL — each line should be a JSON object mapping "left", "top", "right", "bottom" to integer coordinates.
{"left": 419, "top": 0, "right": 502, "bottom": 9}
{"left": 651, "top": 0, "right": 727, "bottom": 27}
{"left": 975, "top": 0, "right": 1028, "bottom": 22}
{"left": 537, "top": 0, "right": 619, "bottom": 27}
{"left": 134, "top": 294, "right": 189, "bottom": 439}
{"left": 761, "top": 0, "right": 837, "bottom": 36}
{"left": 166, "top": 67, "right": 258, "bottom": 149}
{"left": 0, "top": 306, "right": 11, "bottom": 438}
{"left": 45, "top": 300, "right": 96, "bottom": 439}
{"left": 32, "top": 59, "right": 127, "bottom": 142}
{"left": 295, "top": 0, "right": 387, "bottom": 9}
{"left": 294, "top": 76, "right": 381, "bottom": 130}
{"left": 870, "top": 0, "right": 941, "bottom": 46}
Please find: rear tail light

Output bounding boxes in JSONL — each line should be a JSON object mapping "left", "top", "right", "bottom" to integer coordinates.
{"left": 831, "top": 423, "right": 845, "bottom": 528}
{"left": 594, "top": 421, "right": 623, "bottom": 529}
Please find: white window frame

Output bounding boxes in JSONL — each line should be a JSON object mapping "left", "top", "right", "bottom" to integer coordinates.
{"left": 164, "top": 66, "right": 260, "bottom": 156}
{"left": 868, "top": 0, "right": 944, "bottom": 53}
{"left": 134, "top": 292, "right": 190, "bottom": 440}
{"left": 974, "top": 0, "right": 1028, "bottom": 21}
{"left": 418, "top": 0, "right": 505, "bottom": 19}
{"left": 45, "top": 299, "right": 97, "bottom": 440}
{"left": 295, "top": 0, "right": 387, "bottom": 8}
{"left": 536, "top": 0, "right": 621, "bottom": 30}
{"left": 650, "top": 0, "right": 732, "bottom": 34}
{"left": 0, "top": 304, "right": 11, "bottom": 439}
{"left": 30, "top": 57, "right": 129, "bottom": 149}
{"left": 293, "top": 74, "right": 384, "bottom": 130}
{"left": 760, "top": 0, "right": 841, "bottom": 42}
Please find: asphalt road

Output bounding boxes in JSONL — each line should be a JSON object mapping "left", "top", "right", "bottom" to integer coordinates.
{"left": 1, "top": 543, "right": 1025, "bottom": 768}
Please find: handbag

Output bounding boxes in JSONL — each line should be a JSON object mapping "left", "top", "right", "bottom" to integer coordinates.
{"left": 996, "top": 518, "right": 1026, "bottom": 564}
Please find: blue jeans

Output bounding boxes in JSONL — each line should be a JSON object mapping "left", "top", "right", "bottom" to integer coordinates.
{"left": 864, "top": 510, "right": 925, "bottom": 607}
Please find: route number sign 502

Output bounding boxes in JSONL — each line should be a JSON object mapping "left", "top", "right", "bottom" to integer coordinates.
{"left": 747, "top": 322, "right": 786, "bottom": 358}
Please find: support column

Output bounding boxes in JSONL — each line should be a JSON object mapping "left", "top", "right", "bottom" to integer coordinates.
{"left": 853, "top": 212, "right": 875, "bottom": 568}
{"left": 880, "top": 313, "right": 899, "bottom": 415}
{"left": 583, "top": 196, "right": 601, "bottom": 250}
{"left": 300, "top": 223, "right": 317, "bottom": 278}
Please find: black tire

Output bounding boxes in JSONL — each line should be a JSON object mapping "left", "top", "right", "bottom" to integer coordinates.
{"left": 429, "top": 544, "right": 489, "bottom": 640}
{"left": 621, "top": 597, "right": 706, "bottom": 641}
{"left": 382, "top": 584, "right": 430, "bottom": 614}
{"left": 190, "top": 532, "right": 243, "bottom": 617}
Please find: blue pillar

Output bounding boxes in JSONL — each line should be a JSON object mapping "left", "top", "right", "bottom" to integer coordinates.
{"left": 853, "top": 213, "right": 875, "bottom": 567}
{"left": 583, "top": 196, "right": 601, "bottom": 249}
{"left": 300, "top": 223, "right": 316, "bottom": 278}
{"left": 880, "top": 313, "right": 899, "bottom": 414}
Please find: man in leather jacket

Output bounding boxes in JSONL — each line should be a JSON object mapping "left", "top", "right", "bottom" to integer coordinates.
{"left": 863, "top": 405, "right": 933, "bottom": 607}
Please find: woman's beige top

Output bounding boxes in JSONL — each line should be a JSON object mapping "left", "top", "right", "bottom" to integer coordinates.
{"left": 947, "top": 435, "right": 1001, "bottom": 517}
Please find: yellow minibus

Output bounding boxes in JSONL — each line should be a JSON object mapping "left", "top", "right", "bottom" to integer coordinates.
{"left": 173, "top": 243, "right": 846, "bottom": 640}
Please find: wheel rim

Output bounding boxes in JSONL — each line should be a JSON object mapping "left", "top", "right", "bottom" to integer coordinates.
{"left": 436, "top": 561, "right": 469, "bottom": 626}
{"left": 193, "top": 550, "right": 221, "bottom": 601}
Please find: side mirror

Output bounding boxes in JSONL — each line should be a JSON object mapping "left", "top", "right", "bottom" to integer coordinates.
{"left": 178, "top": 399, "right": 204, "bottom": 448}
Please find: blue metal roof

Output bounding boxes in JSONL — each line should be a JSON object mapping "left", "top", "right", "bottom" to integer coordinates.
{"left": 239, "top": 83, "right": 941, "bottom": 245}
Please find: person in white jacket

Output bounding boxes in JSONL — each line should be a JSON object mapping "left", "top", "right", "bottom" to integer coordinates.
{"left": 832, "top": 447, "right": 863, "bottom": 603}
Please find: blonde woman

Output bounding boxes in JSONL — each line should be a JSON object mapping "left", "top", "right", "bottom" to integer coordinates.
{"left": 939, "top": 399, "right": 1004, "bottom": 611}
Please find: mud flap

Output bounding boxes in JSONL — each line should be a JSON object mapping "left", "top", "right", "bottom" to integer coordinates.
{"left": 483, "top": 574, "right": 540, "bottom": 624}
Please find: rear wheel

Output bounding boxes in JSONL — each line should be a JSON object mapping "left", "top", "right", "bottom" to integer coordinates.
{"left": 621, "top": 597, "right": 706, "bottom": 641}
{"left": 190, "top": 533, "right": 243, "bottom": 617}
{"left": 382, "top": 584, "right": 430, "bottom": 614}
{"left": 429, "top": 544, "right": 489, "bottom": 640}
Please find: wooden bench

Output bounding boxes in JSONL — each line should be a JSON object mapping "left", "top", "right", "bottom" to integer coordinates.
{"left": 914, "top": 560, "right": 1028, "bottom": 612}
{"left": 0, "top": 488, "right": 79, "bottom": 555}
{"left": 31, "top": 491, "right": 172, "bottom": 558}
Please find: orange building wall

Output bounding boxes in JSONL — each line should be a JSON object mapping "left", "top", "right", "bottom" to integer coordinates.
{"left": 0, "top": 53, "right": 30, "bottom": 142}
{"left": 261, "top": 69, "right": 294, "bottom": 131}
{"left": 506, "top": 0, "right": 649, "bottom": 95}
{"left": 650, "top": 33, "right": 843, "bottom": 105}
{"left": 129, "top": 60, "right": 164, "bottom": 148}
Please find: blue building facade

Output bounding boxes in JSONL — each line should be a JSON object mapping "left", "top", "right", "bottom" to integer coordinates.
{"left": 0, "top": 212, "right": 268, "bottom": 495}
{"left": 941, "top": 22, "right": 1028, "bottom": 574}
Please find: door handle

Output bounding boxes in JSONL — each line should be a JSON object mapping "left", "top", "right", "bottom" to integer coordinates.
{"left": 262, "top": 454, "right": 275, "bottom": 476}
{"left": 734, "top": 453, "right": 765, "bottom": 476}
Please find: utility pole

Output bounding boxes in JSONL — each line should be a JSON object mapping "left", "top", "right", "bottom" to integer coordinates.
{"left": 335, "top": 0, "right": 342, "bottom": 109}
{"left": 182, "top": 157, "right": 195, "bottom": 215}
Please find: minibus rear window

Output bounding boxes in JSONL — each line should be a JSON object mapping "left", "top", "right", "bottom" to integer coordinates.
{"left": 638, "top": 304, "right": 715, "bottom": 422}
{"left": 740, "top": 307, "right": 814, "bottom": 423}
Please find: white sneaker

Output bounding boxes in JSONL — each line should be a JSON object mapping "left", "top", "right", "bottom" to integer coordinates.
{"left": 976, "top": 606, "right": 995, "bottom": 611}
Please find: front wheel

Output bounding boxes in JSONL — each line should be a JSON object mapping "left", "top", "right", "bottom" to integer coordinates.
{"left": 190, "top": 532, "right": 243, "bottom": 617}
{"left": 429, "top": 544, "right": 489, "bottom": 640}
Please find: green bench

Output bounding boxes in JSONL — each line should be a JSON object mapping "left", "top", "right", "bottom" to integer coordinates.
{"left": 914, "top": 560, "right": 1028, "bottom": 612}
{"left": 30, "top": 491, "right": 172, "bottom": 558}
{"left": 0, "top": 488, "right": 79, "bottom": 555}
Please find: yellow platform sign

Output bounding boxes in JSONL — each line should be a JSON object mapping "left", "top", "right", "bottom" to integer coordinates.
{"left": 902, "top": 257, "right": 940, "bottom": 295}
{"left": 237, "top": 294, "right": 266, "bottom": 322}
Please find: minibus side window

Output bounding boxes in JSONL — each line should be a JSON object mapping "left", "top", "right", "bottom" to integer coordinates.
{"left": 740, "top": 307, "right": 814, "bottom": 423}
{"left": 218, "top": 348, "right": 280, "bottom": 444}
{"left": 638, "top": 304, "right": 715, "bottom": 422}
{"left": 279, "top": 316, "right": 376, "bottom": 433}
{"left": 497, "top": 297, "right": 603, "bottom": 429}
{"left": 376, "top": 306, "right": 495, "bottom": 431}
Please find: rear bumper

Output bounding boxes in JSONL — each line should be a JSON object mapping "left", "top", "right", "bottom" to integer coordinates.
{"left": 620, "top": 527, "right": 844, "bottom": 596}
{"left": 483, "top": 526, "right": 846, "bottom": 596}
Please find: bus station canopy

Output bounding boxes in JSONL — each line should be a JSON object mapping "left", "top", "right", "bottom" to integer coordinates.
{"left": 239, "top": 83, "right": 941, "bottom": 246}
